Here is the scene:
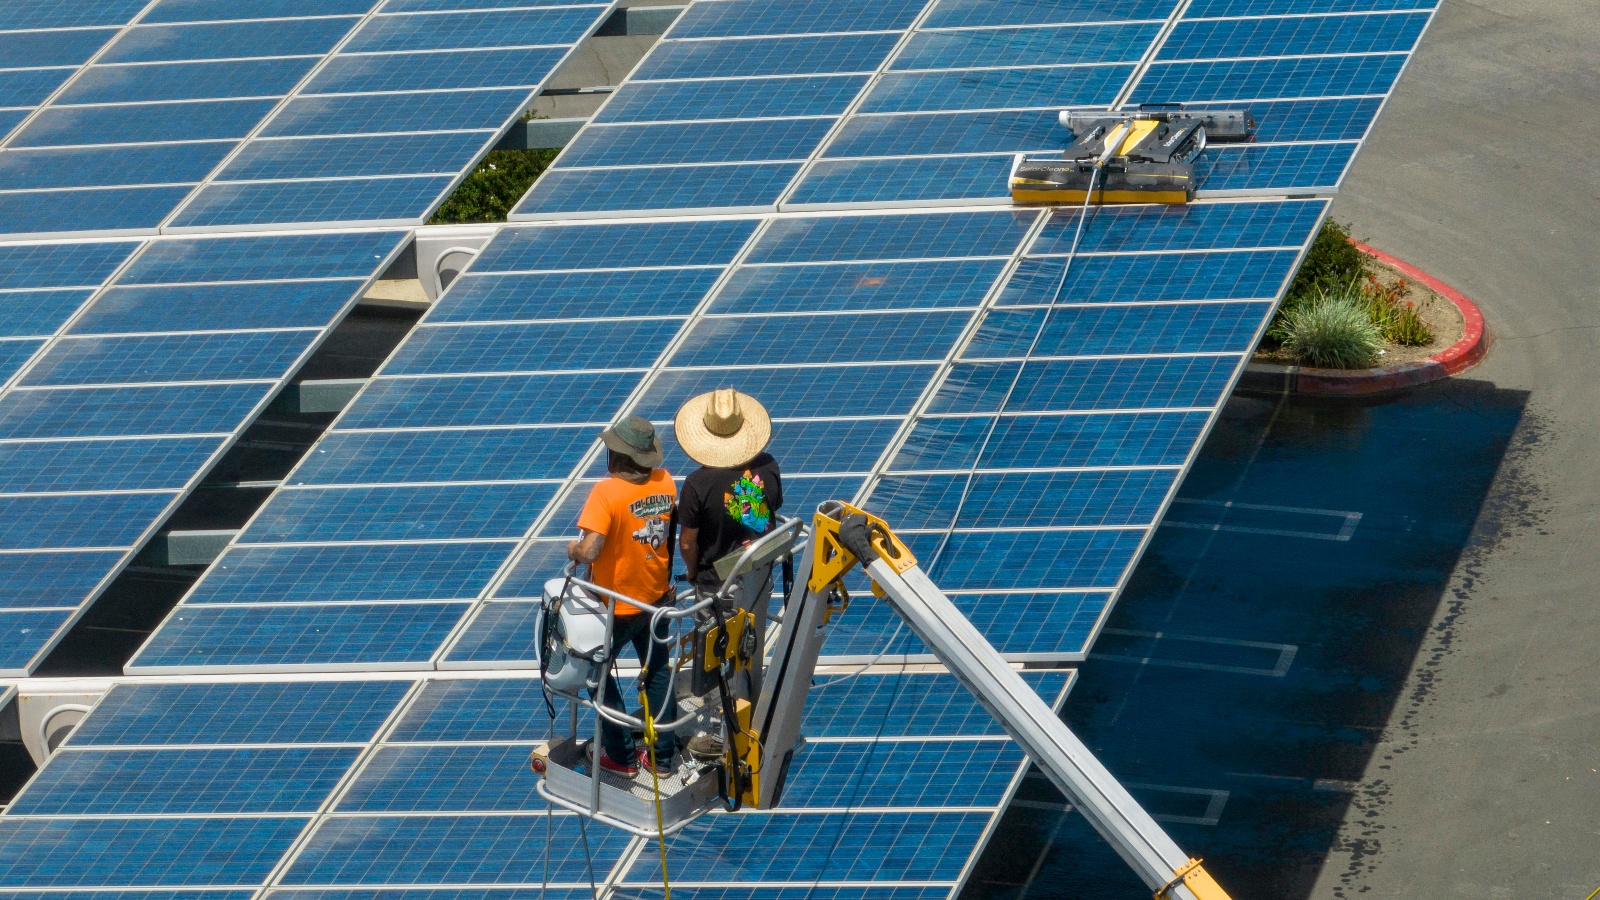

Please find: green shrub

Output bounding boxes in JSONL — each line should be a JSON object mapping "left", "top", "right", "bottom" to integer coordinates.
{"left": 1287, "top": 218, "right": 1369, "bottom": 304}
{"left": 429, "top": 148, "right": 558, "bottom": 225}
{"left": 1280, "top": 290, "right": 1383, "bottom": 368}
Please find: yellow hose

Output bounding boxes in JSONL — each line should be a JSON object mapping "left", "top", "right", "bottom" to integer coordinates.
{"left": 639, "top": 690, "right": 672, "bottom": 900}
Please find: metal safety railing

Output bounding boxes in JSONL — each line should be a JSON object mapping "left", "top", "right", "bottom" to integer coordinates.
{"left": 532, "top": 516, "right": 806, "bottom": 838}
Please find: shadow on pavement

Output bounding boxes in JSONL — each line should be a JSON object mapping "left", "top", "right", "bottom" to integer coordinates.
{"left": 964, "top": 376, "right": 1534, "bottom": 899}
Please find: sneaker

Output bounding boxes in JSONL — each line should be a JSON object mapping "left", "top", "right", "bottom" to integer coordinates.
{"left": 687, "top": 733, "right": 726, "bottom": 761}
{"left": 598, "top": 750, "right": 638, "bottom": 776}
{"left": 638, "top": 747, "right": 675, "bottom": 777}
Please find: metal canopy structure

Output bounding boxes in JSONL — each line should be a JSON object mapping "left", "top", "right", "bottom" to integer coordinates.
{"left": 0, "top": 0, "right": 1441, "bottom": 896}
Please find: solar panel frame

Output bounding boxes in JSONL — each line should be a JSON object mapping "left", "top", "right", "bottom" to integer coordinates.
{"left": 603, "top": 671, "right": 1075, "bottom": 893}
{"left": 509, "top": 0, "right": 932, "bottom": 220}
{"left": 0, "top": 677, "right": 429, "bottom": 898}
{"left": 53, "top": 677, "right": 631, "bottom": 893}
{"left": 6, "top": 746, "right": 365, "bottom": 816}
{"left": 0, "top": 13, "right": 139, "bottom": 152}
{"left": 130, "top": 196, "right": 1325, "bottom": 677}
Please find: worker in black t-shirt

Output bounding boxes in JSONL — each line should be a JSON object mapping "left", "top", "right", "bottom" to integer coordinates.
{"left": 674, "top": 389, "right": 783, "bottom": 753}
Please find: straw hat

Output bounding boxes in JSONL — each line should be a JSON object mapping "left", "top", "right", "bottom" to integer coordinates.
{"left": 600, "top": 414, "right": 664, "bottom": 468}
{"left": 674, "top": 389, "right": 772, "bottom": 468}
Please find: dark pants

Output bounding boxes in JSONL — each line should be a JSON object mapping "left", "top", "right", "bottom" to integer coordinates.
{"left": 597, "top": 612, "right": 678, "bottom": 764}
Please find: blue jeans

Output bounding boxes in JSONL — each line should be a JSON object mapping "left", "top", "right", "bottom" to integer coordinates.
{"left": 598, "top": 612, "right": 678, "bottom": 764}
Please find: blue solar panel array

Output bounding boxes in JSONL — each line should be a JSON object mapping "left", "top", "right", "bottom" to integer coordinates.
{"left": 0, "top": 0, "right": 615, "bottom": 238}
{"left": 3, "top": 671, "right": 1053, "bottom": 895}
{"left": 3, "top": 0, "right": 1440, "bottom": 895}
{"left": 0, "top": 3, "right": 144, "bottom": 152}
{"left": 130, "top": 198, "right": 1320, "bottom": 674}
{"left": 0, "top": 229, "right": 405, "bottom": 675}
{"left": 129, "top": 218, "right": 758, "bottom": 673}
{"left": 513, "top": 0, "right": 1433, "bottom": 218}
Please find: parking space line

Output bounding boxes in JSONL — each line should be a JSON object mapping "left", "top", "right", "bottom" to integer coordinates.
{"left": 1093, "top": 628, "right": 1299, "bottom": 677}
{"left": 1019, "top": 775, "right": 1231, "bottom": 826}
{"left": 1161, "top": 497, "right": 1362, "bottom": 541}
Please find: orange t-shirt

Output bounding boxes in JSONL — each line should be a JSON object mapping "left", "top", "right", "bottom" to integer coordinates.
{"left": 577, "top": 469, "right": 676, "bottom": 615}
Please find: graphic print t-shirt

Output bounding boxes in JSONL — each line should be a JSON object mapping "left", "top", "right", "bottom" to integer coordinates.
{"left": 577, "top": 469, "right": 676, "bottom": 613}
{"left": 680, "top": 453, "right": 783, "bottom": 582}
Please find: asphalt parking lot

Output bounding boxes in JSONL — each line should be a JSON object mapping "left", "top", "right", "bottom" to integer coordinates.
{"left": 969, "top": 1, "right": 1600, "bottom": 896}
{"left": 968, "top": 380, "right": 1530, "bottom": 899}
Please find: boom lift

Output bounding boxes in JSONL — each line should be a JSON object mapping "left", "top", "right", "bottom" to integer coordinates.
{"left": 1010, "top": 105, "right": 1256, "bottom": 205}
{"left": 532, "top": 502, "right": 1232, "bottom": 900}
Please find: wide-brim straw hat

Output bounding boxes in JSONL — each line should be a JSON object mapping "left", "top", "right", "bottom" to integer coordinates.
{"left": 601, "top": 414, "right": 664, "bottom": 468}
{"left": 675, "top": 389, "right": 772, "bottom": 468}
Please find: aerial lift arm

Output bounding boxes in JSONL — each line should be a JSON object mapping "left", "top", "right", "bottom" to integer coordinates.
{"left": 749, "top": 502, "right": 1233, "bottom": 900}
{"left": 533, "top": 501, "right": 1234, "bottom": 898}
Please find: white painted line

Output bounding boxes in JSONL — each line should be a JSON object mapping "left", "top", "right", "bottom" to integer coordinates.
{"left": 1095, "top": 628, "right": 1298, "bottom": 678}
{"left": 1161, "top": 497, "right": 1362, "bottom": 541}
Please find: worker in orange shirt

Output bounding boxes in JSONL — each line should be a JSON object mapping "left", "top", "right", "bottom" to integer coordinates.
{"left": 567, "top": 415, "right": 679, "bottom": 777}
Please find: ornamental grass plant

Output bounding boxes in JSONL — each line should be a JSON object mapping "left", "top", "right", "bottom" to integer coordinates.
{"left": 1279, "top": 290, "right": 1383, "bottom": 369}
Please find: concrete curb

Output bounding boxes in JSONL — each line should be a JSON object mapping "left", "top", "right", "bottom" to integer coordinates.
{"left": 1239, "top": 241, "right": 1491, "bottom": 398}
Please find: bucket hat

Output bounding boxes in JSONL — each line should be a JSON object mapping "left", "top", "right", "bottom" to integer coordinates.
{"left": 674, "top": 389, "right": 772, "bottom": 468}
{"left": 600, "top": 414, "right": 664, "bottom": 468}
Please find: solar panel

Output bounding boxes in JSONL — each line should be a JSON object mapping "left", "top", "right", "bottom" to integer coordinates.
{"left": 66, "top": 680, "right": 410, "bottom": 746}
{"left": 0, "top": 817, "right": 311, "bottom": 887}
{"left": 0, "top": 0, "right": 615, "bottom": 238}
{"left": 335, "top": 744, "right": 550, "bottom": 813}
{"left": 0, "top": 230, "right": 404, "bottom": 675}
{"left": 5, "top": 672, "right": 1072, "bottom": 893}
{"left": 8, "top": 747, "right": 363, "bottom": 815}
{"left": 130, "top": 217, "right": 757, "bottom": 673}
{"left": 0, "top": 10, "right": 135, "bottom": 153}
{"left": 772, "top": 741, "right": 1028, "bottom": 808}
{"left": 516, "top": 0, "right": 1432, "bottom": 216}
{"left": 284, "top": 811, "right": 634, "bottom": 885}
{"left": 617, "top": 883, "right": 953, "bottom": 890}
{"left": 823, "top": 590, "right": 1114, "bottom": 660}
{"left": 128, "top": 195, "right": 1323, "bottom": 683}
{"left": 627, "top": 811, "right": 993, "bottom": 883}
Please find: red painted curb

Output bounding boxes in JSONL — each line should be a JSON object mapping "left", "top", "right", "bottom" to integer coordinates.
{"left": 1350, "top": 240, "right": 1490, "bottom": 376}
{"left": 1247, "top": 241, "right": 1491, "bottom": 397}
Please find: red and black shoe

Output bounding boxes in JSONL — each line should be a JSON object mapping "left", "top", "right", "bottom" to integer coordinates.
{"left": 638, "top": 747, "right": 675, "bottom": 777}
{"left": 598, "top": 750, "right": 638, "bottom": 776}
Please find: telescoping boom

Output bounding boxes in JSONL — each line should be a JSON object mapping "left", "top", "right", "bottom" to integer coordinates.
{"left": 533, "top": 502, "right": 1234, "bottom": 900}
